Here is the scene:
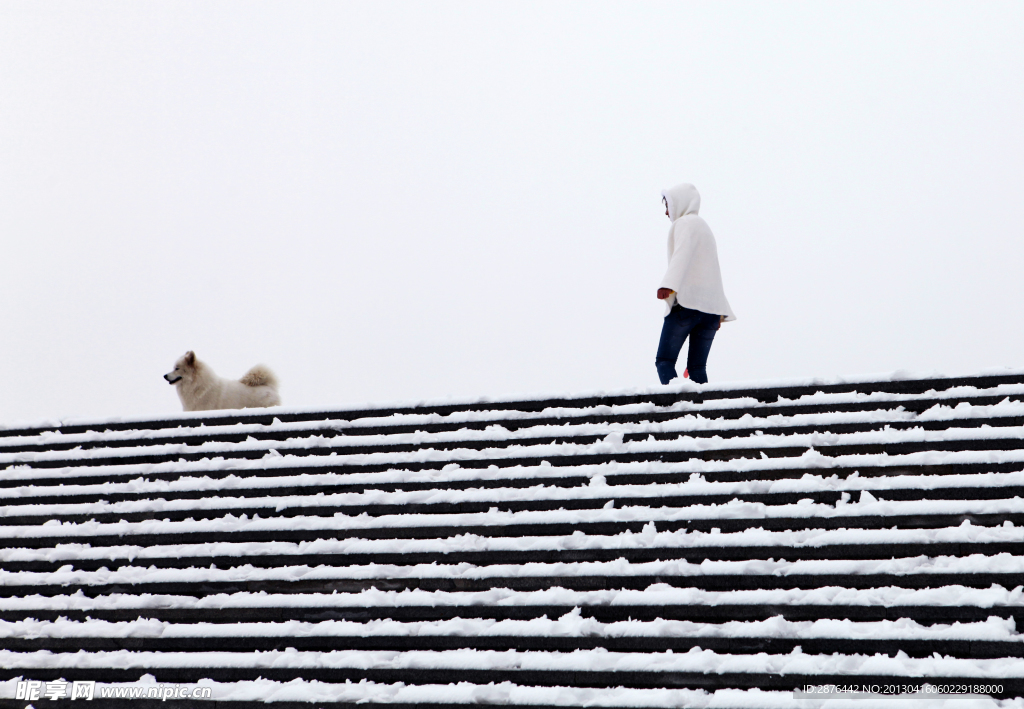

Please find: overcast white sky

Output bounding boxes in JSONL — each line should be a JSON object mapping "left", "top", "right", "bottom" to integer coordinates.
{"left": 2, "top": 1, "right": 1023, "bottom": 423}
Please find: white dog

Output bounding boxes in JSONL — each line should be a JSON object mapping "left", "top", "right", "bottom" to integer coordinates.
{"left": 163, "top": 351, "right": 281, "bottom": 412}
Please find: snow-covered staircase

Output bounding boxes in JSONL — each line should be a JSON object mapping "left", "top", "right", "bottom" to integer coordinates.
{"left": 2, "top": 372, "right": 1024, "bottom": 707}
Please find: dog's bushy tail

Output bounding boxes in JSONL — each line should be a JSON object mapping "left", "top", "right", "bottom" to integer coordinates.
{"left": 240, "top": 364, "right": 279, "bottom": 389}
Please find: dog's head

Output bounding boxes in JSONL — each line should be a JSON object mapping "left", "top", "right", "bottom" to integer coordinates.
{"left": 164, "top": 350, "right": 197, "bottom": 385}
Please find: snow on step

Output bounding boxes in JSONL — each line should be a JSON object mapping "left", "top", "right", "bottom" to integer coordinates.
{"left": 1, "top": 517, "right": 1023, "bottom": 562}
{"left": 3, "top": 613, "right": 1022, "bottom": 643}
{"left": 0, "top": 493, "right": 1022, "bottom": 543}
{"left": 5, "top": 415, "right": 1024, "bottom": 471}
{"left": 3, "top": 583, "right": 1023, "bottom": 613}
{"left": 4, "top": 553, "right": 1024, "bottom": 592}
{"left": 5, "top": 646, "right": 1024, "bottom": 679}
{"left": 2, "top": 371, "right": 1024, "bottom": 706}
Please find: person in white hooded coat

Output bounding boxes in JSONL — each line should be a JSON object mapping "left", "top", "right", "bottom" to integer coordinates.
{"left": 655, "top": 183, "right": 735, "bottom": 385}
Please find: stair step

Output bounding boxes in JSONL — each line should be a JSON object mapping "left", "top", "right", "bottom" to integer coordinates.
{"left": 0, "top": 648, "right": 1021, "bottom": 693}
{"left": 3, "top": 635, "right": 1022, "bottom": 659}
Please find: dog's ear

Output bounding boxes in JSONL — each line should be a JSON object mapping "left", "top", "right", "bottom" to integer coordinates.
{"left": 184, "top": 351, "right": 195, "bottom": 366}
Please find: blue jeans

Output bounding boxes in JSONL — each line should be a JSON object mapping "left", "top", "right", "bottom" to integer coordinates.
{"left": 656, "top": 305, "right": 719, "bottom": 385}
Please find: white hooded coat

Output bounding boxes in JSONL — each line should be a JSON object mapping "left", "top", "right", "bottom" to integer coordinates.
{"left": 659, "top": 183, "right": 736, "bottom": 321}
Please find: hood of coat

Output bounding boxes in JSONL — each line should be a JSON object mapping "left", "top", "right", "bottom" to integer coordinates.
{"left": 662, "top": 183, "right": 701, "bottom": 221}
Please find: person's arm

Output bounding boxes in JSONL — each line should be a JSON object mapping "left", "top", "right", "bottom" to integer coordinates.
{"left": 659, "top": 222, "right": 696, "bottom": 302}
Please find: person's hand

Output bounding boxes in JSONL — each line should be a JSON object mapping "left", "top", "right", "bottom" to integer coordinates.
{"left": 718, "top": 315, "right": 725, "bottom": 330}
{"left": 657, "top": 288, "right": 674, "bottom": 300}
